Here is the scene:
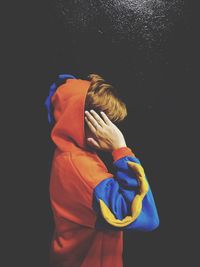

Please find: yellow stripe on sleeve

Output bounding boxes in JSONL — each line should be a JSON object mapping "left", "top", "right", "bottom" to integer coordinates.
{"left": 98, "top": 161, "right": 149, "bottom": 227}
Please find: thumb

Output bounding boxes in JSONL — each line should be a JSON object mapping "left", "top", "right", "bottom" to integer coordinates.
{"left": 87, "top": 138, "right": 101, "bottom": 149}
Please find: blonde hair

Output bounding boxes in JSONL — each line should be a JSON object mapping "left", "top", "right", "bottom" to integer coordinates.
{"left": 85, "top": 74, "right": 127, "bottom": 123}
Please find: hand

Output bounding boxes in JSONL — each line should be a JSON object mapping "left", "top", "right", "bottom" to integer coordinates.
{"left": 84, "top": 109, "right": 127, "bottom": 152}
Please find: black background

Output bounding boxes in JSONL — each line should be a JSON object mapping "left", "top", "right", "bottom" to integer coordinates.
{"left": 2, "top": 1, "right": 198, "bottom": 267}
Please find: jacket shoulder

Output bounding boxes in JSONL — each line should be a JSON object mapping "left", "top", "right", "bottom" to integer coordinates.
{"left": 69, "top": 152, "right": 114, "bottom": 189}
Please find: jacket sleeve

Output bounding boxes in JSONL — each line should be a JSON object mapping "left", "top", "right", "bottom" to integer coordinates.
{"left": 92, "top": 147, "right": 160, "bottom": 232}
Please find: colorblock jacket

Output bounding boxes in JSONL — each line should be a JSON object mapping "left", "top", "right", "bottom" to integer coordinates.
{"left": 45, "top": 75, "right": 159, "bottom": 267}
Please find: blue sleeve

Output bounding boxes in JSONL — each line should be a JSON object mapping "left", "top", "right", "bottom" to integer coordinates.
{"left": 92, "top": 155, "right": 160, "bottom": 231}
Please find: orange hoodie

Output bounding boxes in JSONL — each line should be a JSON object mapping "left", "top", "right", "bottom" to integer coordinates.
{"left": 46, "top": 75, "right": 159, "bottom": 267}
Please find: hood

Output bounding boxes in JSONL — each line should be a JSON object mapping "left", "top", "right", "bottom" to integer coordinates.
{"left": 50, "top": 78, "right": 92, "bottom": 152}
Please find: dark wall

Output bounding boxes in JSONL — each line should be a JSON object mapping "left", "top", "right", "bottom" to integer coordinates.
{"left": 2, "top": 1, "right": 198, "bottom": 267}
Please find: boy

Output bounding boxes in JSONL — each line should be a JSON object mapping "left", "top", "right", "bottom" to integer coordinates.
{"left": 45, "top": 73, "right": 159, "bottom": 267}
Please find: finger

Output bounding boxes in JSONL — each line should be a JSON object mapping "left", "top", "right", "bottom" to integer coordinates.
{"left": 87, "top": 138, "right": 101, "bottom": 149}
{"left": 85, "top": 111, "right": 101, "bottom": 129}
{"left": 90, "top": 110, "right": 106, "bottom": 127}
{"left": 85, "top": 116, "right": 96, "bottom": 133}
{"left": 100, "top": 111, "right": 112, "bottom": 125}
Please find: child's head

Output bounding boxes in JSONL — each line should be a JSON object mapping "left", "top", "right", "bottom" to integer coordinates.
{"left": 85, "top": 74, "right": 127, "bottom": 123}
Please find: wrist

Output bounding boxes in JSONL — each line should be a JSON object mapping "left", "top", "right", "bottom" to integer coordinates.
{"left": 111, "top": 144, "right": 127, "bottom": 151}
{"left": 111, "top": 140, "right": 127, "bottom": 151}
